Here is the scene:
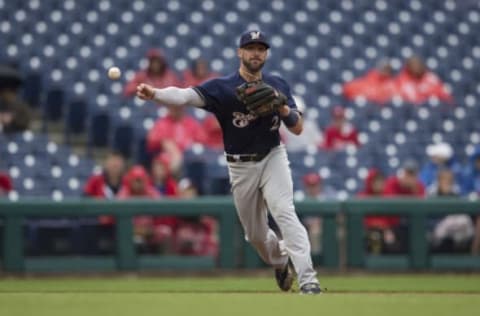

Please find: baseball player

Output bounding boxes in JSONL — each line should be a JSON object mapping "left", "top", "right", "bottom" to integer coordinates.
{"left": 136, "top": 30, "right": 321, "bottom": 294}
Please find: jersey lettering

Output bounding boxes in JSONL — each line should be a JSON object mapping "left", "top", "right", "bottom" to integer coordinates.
{"left": 232, "top": 111, "right": 257, "bottom": 128}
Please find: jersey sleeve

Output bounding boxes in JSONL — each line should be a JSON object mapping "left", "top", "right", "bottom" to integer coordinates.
{"left": 274, "top": 76, "right": 298, "bottom": 111}
{"left": 193, "top": 78, "right": 221, "bottom": 114}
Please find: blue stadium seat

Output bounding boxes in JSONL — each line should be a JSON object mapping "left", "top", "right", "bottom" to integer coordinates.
{"left": 21, "top": 71, "right": 42, "bottom": 108}
{"left": 65, "top": 99, "right": 88, "bottom": 138}
{"left": 111, "top": 123, "right": 135, "bottom": 159}
{"left": 1, "top": 0, "right": 478, "bottom": 198}
{"left": 43, "top": 88, "right": 65, "bottom": 122}
{"left": 88, "top": 111, "right": 110, "bottom": 148}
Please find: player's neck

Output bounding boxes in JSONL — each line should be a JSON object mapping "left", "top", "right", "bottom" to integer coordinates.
{"left": 239, "top": 67, "right": 262, "bottom": 82}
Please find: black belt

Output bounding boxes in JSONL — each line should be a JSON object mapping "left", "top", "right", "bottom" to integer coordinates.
{"left": 226, "top": 152, "right": 269, "bottom": 163}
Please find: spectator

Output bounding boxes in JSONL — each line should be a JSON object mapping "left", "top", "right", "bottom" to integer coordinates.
{"left": 395, "top": 56, "right": 453, "bottom": 104}
{"left": 83, "top": 151, "right": 126, "bottom": 225}
{"left": 0, "top": 170, "right": 13, "bottom": 197}
{"left": 322, "top": 106, "right": 360, "bottom": 151}
{"left": 151, "top": 153, "right": 179, "bottom": 196}
{"left": 358, "top": 169, "right": 398, "bottom": 230}
{"left": 182, "top": 58, "right": 219, "bottom": 87}
{"left": 384, "top": 159, "right": 426, "bottom": 197}
{"left": 419, "top": 142, "right": 463, "bottom": 188}
{"left": 177, "top": 177, "right": 199, "bottom": 199}
{"left": 123, "top": 49, "right": 181, "bottom": 97}
{"left": 118, "top": 165, "right": 179, "bottom": 253}
{"left": 173, "top": 178, "right": 218, "bottom": 256}
{"left": 381, "top": 160, "right": 425, "bottom": 253}
{"left": 461, "top": 145, "right": 480, "bottom": 196}
{"left": 146, "top": 105, "right": 207, "bottom": 154}
{"left": 202, "top": 114, "right": 223, "bottom": 150}
{"left": 302, "top": 172, "right": 337, "bottom": 200}
{"left": 359, "top": 169, "right": 385, "bottom": 197}
{"left": 358, "top": 169, "right": 400, "bottom": 254}
{"left": 473, "top": 218, "right": 480, "bottom": 255}
{"left": 301, "top": 172, "right": 336, "bottom": 255}
{"left": 462, "top": 145, "right": 480, "bottom": 255}
{"left": 84, "top": 151, "right": 126, "bottom": 199}
{"left": 118, "top": 165, "right": 160, "bottom": 198}
{"left": 428, "top": 169, "right": 461, "bottom": 197}
{"left": 342, "top": 59, "right": 397, "bottom": 104}
{"left": 174, "top": 217, "right": 219, "bottom": 256}
{"left": 281, "top": 95, "right": 322, "bottom": 152}
{"left": 0, "top": 65, "right": 31, "bottom": 133}
{"left": 428, "top": 169, "right": 474, "bottom": 253}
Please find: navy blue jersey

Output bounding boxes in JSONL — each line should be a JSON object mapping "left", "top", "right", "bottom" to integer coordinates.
{"left": 194, "top": 71, "right": 297, "bottom": 155}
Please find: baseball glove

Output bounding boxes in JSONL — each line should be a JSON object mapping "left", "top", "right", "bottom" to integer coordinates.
{"left": 235, "top": 80, "right": 287, "bottom": 117}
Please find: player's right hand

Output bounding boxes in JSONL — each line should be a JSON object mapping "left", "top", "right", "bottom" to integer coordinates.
{"left": 136, "top": 83, "right": 155, "bottom": 100}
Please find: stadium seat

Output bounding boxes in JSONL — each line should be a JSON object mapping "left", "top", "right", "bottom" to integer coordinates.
{"left": 43, "top": 88, "right": 65, "bottom": 122}
{"left": 88, "top": 112, "right": 110, "bottom": 148}
{"left": 21, "top": 71, "right": 42, "bottom": 108}
{"left": 111, "top": 123, "right": 135, "bottom": 159}
{"left": 65, "top": 99, "right": 88, "bottom": 139}
{"left": 1, "top": 0, "right": 478, "bottom": 199}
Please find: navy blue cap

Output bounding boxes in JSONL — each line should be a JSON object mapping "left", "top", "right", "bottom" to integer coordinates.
{"left": 239, "top": 30, "right": 270, "bottom": 49}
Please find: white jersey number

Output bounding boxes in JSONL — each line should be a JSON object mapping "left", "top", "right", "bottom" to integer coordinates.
{"left": 270, "top": 115, "right": 280, "bottom": 131}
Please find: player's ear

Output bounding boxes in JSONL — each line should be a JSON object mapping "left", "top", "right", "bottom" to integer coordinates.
{"left": 237, "top": 48, "right": 242, "bottom": 58}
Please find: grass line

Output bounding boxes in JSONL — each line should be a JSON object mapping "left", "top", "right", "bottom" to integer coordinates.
{"left": 1, "top": 290, "right": 480, "bottom": 295}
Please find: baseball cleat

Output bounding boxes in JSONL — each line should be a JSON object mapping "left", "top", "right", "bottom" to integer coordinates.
{"left": 275, "top": 259, "right": 294, "bottom": 292}
{"left": 300, "top": 283, "right": 322, "bottom": 295}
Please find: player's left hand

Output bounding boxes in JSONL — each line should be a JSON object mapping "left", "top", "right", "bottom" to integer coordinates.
{"left": 236, "top": 81, "right": 287, "bottom": 117}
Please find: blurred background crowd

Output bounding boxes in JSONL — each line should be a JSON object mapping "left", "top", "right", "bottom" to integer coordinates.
{"left": 1, "top": 0, "right": 480, "bottom": 257}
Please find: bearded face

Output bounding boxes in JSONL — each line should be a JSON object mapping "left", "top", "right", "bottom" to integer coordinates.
{"left": 241, "top": 54, "right": 265, "bottom": 73}
{"left": 238, "top": 43, "right": 268, "bottom": 73}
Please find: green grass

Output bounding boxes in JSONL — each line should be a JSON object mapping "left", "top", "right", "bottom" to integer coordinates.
{"left": 1, "top": 275, "right": 479, "bottom": 316}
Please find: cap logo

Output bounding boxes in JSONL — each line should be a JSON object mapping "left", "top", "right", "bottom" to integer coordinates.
{"left": 250, "top": 31, "right": 260, "bottom": 40}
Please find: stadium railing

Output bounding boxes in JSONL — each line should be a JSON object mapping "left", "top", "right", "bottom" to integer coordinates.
{"left": 0, "top": 198, "right": 479, "bottom": 273}
{"left": 345, "top": 198, "right": 480, "bottom": 270}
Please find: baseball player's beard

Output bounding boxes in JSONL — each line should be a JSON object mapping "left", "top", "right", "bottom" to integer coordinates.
{"left": 242, "top": 58, "right": 265, "bottom": 74}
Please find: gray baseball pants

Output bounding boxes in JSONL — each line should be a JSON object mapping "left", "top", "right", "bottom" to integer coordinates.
{"left": 227, "top": 145, "right": 319, "bottom": 287}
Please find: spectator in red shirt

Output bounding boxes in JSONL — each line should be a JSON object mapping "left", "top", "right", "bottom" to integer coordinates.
{"left": 118, "top": 165, "right": 160, "bottom": 198}
{"left": 383, "top": 160, "right": 426, "bottom": 253}
{"left": 322, "top": 106, "right": 360, "bottom": 151}
{"left": 146, "top": 105, "right": 207, "bottom": 154}
{"left": 359, "top": 169, "right": 396, "bottom": 228}
{"left": 83, "top": 151, "right": 126, "bottom": 226}
{"left": 83, "top": 151, "right": 126, "bottom": 199}
{"left": 0, "top": 171, "right": 13, "bottom": 196}
{"left": 358, "top": 169, "right": 402, "bottom": 254}
{"left": 172, "top": 177, "right": 218, "bottom": 256}
{"left": 151, "top": 153, "right": 179, "bottom": 196}
{"left": 384, "top": 159, "right": 426, "bottom": 197}
{"left": 343, "top": 59, "right": 397, "bottom": 104}
{"left": 123, "top": 49, "right": 181, "bottom": 97}
{"left": 118, "top": 165, "right": 180, "bottom": 253}
{"left": 395, "top": 56, "right": 453, "bottom": 104}
{"left": 182, "top": 58, "right": 219, "bottom": 88}
{"left": 202, "top": 114, "right": 223, "bottom": 150}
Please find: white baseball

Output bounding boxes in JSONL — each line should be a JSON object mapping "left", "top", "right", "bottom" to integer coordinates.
{"left": 108, "top": 67, "right": 121, "bottom": 80}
